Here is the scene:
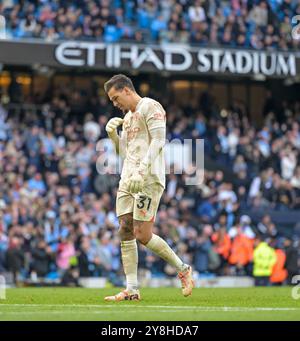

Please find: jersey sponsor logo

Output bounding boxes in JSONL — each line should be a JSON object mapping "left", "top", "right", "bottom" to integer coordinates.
{"left": 126, "top": 127, "right": 141, "bottom": 141}
{"left": 123, "top": 112, "right": 140, "bottom": 130}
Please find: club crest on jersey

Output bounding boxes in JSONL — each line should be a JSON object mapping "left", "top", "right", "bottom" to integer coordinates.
{"left": 123, "top": 118, "right": 131, "bottom": 130}
{"left": 132, "top": 112, "right": 140, "bottom": 121}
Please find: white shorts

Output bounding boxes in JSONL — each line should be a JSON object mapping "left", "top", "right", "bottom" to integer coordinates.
{"left": 116, "top": 183, "right": 164, "bottom": 222}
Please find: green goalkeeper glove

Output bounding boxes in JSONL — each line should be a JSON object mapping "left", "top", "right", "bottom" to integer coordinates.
{"left": 127, "top": 169, "right": 145, "bottom": 194}
{"left": 105, "top": 117, "right": 124, "bottom": 136}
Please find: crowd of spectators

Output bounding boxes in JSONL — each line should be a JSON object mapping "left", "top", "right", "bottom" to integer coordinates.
{"left": 1, "top": 0, "right": 300, "bottom": 50}
{"left": 0, "top": 80, "right": 299, "bottom": 286}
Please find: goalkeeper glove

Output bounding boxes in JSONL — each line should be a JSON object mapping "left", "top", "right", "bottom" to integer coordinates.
{"left": 105, "top": 117, "right": 124, "bottom": 136}
{"left": 127, "top": 167, "right": 146, "bottom": 194}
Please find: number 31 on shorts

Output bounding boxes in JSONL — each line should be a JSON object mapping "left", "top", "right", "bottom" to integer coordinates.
{"left": 136, "top": 195, "right": 152, "bottom": 210}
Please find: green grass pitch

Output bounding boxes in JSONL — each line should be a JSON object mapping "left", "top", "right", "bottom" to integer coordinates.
{"left": 0, "top": 287, "right": 299, "bottom": 321}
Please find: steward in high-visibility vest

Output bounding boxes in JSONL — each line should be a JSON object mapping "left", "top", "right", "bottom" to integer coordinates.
{"left": 270, "top": 249, "right": 288, "bottom": 284}
{"left": 253, "top": 241, "right": 276, "bottom": 277}
{"left": 229, "top": 233, "right": 253, "bottom": 266}
{"left": 211, "top": 229, "right": 231, "bottom": 260}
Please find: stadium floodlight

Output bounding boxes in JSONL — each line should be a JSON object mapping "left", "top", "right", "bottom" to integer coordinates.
{"left": 252, "top": 73, "right": 266, "bottom": 81}
{"left": 284, "top": 77, "right": 295, "bottom": 86}
{"left": 0, "top": 15, "right": 6, "bottom": 40}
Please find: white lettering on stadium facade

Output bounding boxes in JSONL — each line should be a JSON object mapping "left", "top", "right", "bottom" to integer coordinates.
{"left": 55, "top": 42, "right": 297, "bottom": 77}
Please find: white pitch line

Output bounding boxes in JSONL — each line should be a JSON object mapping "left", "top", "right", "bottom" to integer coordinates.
{"left": 0, "top": 311, "right": 106, "bottom": 315}
{"left": 0, "top": 304, "right": 299, "bottom": 312}
{"left": 0, "top": 310, "right": 199, "bottom": 315}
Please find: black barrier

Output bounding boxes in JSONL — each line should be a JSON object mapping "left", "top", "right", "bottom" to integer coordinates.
{"left": 0, "top": 39, "right": 299, "bottom": 78}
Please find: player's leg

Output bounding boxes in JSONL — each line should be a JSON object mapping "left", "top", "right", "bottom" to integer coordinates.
{"left": 104, "top": 191, "right": 140, "bottom": 301}
{"left": 133, "top": 185, "right": 195, "bottom": 296}
{"left": 133, "top": 219, "right": 194, "bottom": 296}
{"left": 133, "top": 219, "right": 185, "bottom": 269}
{"left": 119, "top": 213, "right": 139, "bottom": 291}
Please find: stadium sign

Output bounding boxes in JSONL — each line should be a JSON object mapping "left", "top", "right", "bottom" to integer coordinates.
{"left": 0, "top": 40, "right": 299, "bottom": 78}
{"left": 55, "top": 42, "right": 297, "bottom": 77}
{"left": 197, "top": 49, "right": 296, "bottom": 76}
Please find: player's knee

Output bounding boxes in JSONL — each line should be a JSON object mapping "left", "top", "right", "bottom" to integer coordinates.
{"left": 118, "top": 214, "right": 134, "bottom": 240}
{"left": 134, "top": 228, "right": 152, "bottom": 245}
{"left": 119, "top": 226, "right": 134, "bottom": 240}
{"left": 135, "top": 234, "right": 149, "bottom": 245}
{"left": 119, "top": 228, "right": 134, "bottom": 241}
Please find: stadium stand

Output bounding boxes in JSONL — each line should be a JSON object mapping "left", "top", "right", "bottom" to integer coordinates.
{"left": 0, "top": 0, "right": 299, "bottom": 50}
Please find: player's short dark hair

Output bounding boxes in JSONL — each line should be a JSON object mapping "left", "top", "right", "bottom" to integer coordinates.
{"left": 104, "top": 74, "right": 136, "bottom": 93}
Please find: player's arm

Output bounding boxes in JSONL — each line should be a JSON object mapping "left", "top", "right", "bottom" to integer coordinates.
{"left": 139, "top": 103, "right": 166, "bottom": 174}
{"left": 105, "top": 117, "right": 124, "bottom": 155}
{"left": 127, "top": 126, "right": 165, "bottom": 193}
{"left": 139, "top": 126, "right": 166, "bottom": 175}
{"left": 127, "top": 103, "right": 166, "bottom": 193}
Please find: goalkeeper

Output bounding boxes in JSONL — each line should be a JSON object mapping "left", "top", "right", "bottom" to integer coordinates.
{"left": 103, "top": 74, "right": 194, "bottom": 301}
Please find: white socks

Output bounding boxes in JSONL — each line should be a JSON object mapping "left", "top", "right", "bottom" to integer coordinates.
{"left": 145, "top": 234, "right": 188, "bottom": 273}
{"left": 121, "top": 239, "right": 138, "bottom": 292}
{"left": 121, "top": 235, "right": 188, "bottom": 292}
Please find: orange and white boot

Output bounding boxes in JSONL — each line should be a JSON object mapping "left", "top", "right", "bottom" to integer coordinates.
{"left": 104, "top": 289, "right": 141, "bottom": 302}
{"left": 178, "top": 266, "right": 195, "bottom": 297}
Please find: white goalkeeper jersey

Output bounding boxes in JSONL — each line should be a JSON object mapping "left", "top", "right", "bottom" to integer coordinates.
{"left": 119, "top": 97, "right": 166, "bottom": 190}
